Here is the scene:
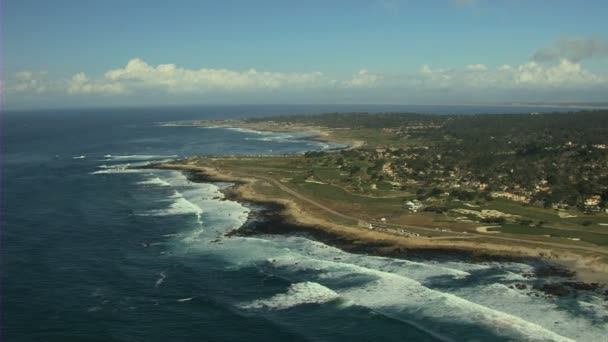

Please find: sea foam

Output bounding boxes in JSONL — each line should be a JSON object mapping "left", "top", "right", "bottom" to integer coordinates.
{"left": 238, "top": 282, "right": 340, "bottom": 310}
{"left": 141, "top": 190, "right": 203, "bottom": 218}
{"left": 91, "top": 163, "right": 143, "bottom": 174}
{"left": 136, "top": 177, "right": 171, "bottom": 187}
{"left": 134, "top": 170, "right": 250, "bottom": 239}
{"left": 101, "top": 154, "right": 178, "bottom": 161}
{"left": 263, "top": 252, "right": 574, "bottom": 342}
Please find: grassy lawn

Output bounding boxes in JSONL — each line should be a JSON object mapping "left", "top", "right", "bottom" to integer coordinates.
{"left": 491, "top": 224, "right": 608, "bottom": 246}
{"left": 482, "top": 199, "right": 608, "bottom": 233}
{"left": 203, "top": 155, "right": 608, "bottom": 247}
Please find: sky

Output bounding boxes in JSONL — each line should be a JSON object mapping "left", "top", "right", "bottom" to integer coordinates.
{"left": 3, "top": 0, "right": 608, "bottom": 110}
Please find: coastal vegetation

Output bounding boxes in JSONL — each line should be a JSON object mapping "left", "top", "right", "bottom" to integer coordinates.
{"left": 165, "top": 110, "right": 608, "bottom": 275}
{"left": 247, "top": 111, "right": 608, "bottom": 213}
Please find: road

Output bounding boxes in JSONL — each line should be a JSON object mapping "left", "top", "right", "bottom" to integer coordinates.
{"left": 238, "top": 171, "right": 608, "bottom": 257}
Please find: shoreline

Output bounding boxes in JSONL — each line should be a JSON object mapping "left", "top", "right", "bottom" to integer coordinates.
{"left": 148, "top": 161, "right": 608, "bottom": 288}
{"left": 170, "top": 120, "right": 366, "bottom": 150}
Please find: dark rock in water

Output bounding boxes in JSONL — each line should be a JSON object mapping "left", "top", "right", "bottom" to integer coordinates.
{"left": 534, "top": 265, "right": 576, "bottom": 278}
{"left": 515, "top": 283, "right": 527, "bottom": 290}
{"left": 563, "top": 282, "right": 603, "bottom": 291}
{"left": 534, "top": 283, "right": 570, "bottom": 297}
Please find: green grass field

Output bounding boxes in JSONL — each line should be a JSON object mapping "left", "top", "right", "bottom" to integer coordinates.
{"left": 490, "top": 224, "right": 608, "bottom": 246}
{"left": 204, "top": 152, "right": 608, "bottom": 248}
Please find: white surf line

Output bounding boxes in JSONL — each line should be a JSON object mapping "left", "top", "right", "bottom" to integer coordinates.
{"left": 268, "top": 253, "right": 573, "bottom": 342}
{"left": 155, "top": 270, "right": 167, "bottom": 288}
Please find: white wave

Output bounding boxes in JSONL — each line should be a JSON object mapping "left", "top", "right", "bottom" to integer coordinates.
{"left": 73, "top": 155, "right": 86, "bottom": 159}
{"left": 91, "top": 163, "right": 143, "bottom": 174}
{"left": 239, "top": 282, "right": 340, "bottom": 310}
{"left": 577, "top": 299, "right": 608, "bottom": 320}
{"left": 266, "top": 236, "right": 471, "bottom": 281}
{"left": 101, "top": 154, "right": 178, "bottom": 162}
{"left": 204, "top": 125, "right": 314, "bottom": 142}
{"left": 95, "top": 152, "right": 603, "bottom": 340}
{"left": 177, "top": 297, "right": 195, "bottom": 302}
{"left": 157, "top": 123, "right": 192, "bottom": 127}
{"left": 92, "top": 159, "right": 175, "bottom": 174}
{"left": 155, "top": 271, "right": 167, "bottom": 288}
{"left": 147, "top": 171, "right": 250, "bottom": 238}
{"left": 137, "top": 177, "right": 171, "bottom": 187}
{"left": 264, "top": 253, "right": 574, "bottom": 342}
{"left": 317, "top": 143, "right": 331, "bottom": 150}
{"left": 203, "top": 126, "right": 270, "bottom": 135}
{"left": 142, "top": 194, "right": 203, "bottom": 218}
{"left": 104, "top": 154, "right": 177, "bottom": 160}
{"left": 131, "top": 172, "right": 250, "bottom": 240}
{"left": 452, "top": 280, "right": 608, "bottom": 341}
{"left": 120, "top": 169, "right": 599, "bottom": 340}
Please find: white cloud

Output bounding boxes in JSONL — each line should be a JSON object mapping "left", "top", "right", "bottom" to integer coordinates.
{"left": 466, "top": 64, "right": 488, "bottom": 71}
{"left": 8, "top": 59, "right": 384, "bottom": 97}
{"left": 4, "top": 50, "right": 607, "bottom": 106}
{"left": 7, "top": 71, "right": 50, "bottom": 93}
{"left": 96, "top": 58, "right": 331, "bottom": 94}
{"left": 513, "top": 59, "right": 602, "bottom": 87}
{"left": 68, "top": 72, "right": 126, "bottom": 95}
{"left": 342, "top": 69, "right": 382, "bottom": 88}
{"left": 415, "top": 59, "right": 605, "bottom": 90}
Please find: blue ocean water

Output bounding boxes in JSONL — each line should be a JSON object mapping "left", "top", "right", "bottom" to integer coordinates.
{"left": 2, "top": 105, "right": 607, "bottom": 341}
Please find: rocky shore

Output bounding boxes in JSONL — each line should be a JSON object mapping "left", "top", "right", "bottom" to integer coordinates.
{"left": 141, "top": 161, "right": 608, "bottom": 299}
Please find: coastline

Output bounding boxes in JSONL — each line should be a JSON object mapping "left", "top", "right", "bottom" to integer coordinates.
{"left": 174, "top": 120, "right": 366, "bottom": 150}
{"left": 149, "top": 161, "right": 608, "bottom": 288}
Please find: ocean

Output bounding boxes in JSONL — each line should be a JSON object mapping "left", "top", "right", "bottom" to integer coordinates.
{"left": 2, "top": 105, "right": 607, "bottom": 341}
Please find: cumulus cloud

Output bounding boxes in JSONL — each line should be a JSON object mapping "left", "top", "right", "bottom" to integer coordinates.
{"left": 4, "top": 46, "right": 608, "bottom": 106}
{"left": 68, "top": 72, "right": 126, "bottom": 95}
{"left": 532, "top": 37, "right": 608, "bottom": 63}
{"left": 8, "top": 59, "right": 385, "bottom": 97}
{"left": 94, "top": 58, "right": 331, "bottom": 94}
{"left": 415, "top": 59, "right": 605, "bottom": 90}
{"left": 466, "top": 64, "right": 488, "bottom": 71}
{"left": 342, "top": 69, "right": 382, "bottom": 88}
{"left": 7, "top": 71, "right": 51, "bottom": 93}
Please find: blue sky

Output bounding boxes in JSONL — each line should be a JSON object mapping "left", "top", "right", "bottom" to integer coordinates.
{"left": 3, "top": 0, "right": 608, "bottom": 109}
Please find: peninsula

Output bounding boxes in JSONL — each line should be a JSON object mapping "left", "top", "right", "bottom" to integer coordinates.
{"left": 158, "top": 111, "right": 608, "bottom": 283}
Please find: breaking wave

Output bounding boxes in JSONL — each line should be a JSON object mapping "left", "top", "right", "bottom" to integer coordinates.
{"left": 136, "top": 177, "right": 171, "bottom": 187}
{"left": 101, "top": 154, "right": 178, "bottom": 161}
{"left": 141, "top": 190, "right": 204, "bottom": 221}
{"left": 91, "top": 163, "right": 143, "bottom": 174}
{"left": 238, "top": 282, "right": 341, "bottom": 310}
